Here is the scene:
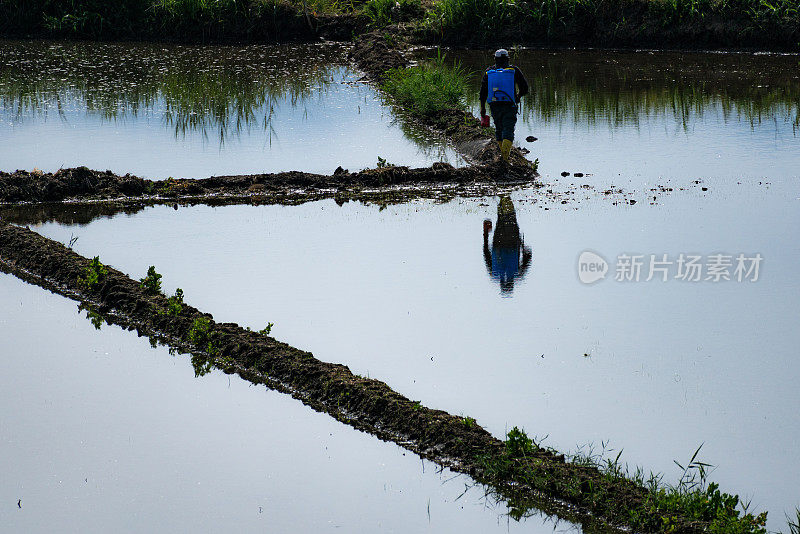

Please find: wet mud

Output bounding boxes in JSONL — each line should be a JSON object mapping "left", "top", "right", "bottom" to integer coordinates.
{"left": 0, "top": 220, "right": 717, "bottom": 534}
{"left": 0, "top": 164, "right": 537, "bottom": 206}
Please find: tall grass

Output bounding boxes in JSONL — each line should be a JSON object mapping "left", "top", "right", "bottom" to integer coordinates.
{"left": 425, "top": 0, "right": 517, "bottom": 41}
{"left": 0, "top": 0, "right": 310, "bottom": 40}
{"left": 423, "top": 0, "right": 800, "bottom": 47}
{"left": 382, "top": 54, "right": 470, "bottom": 116}
{"left": 362, "top": 0, "right": 422, "bottom": 27}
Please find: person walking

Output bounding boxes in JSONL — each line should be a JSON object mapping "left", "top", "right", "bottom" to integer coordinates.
{"left": 480, "top": 49, "right": 529, "bottom": 162}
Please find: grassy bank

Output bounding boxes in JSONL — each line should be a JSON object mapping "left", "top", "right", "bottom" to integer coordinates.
{"left": 0, "top": 0, "right": 314, "bottom": 40}
{"left": 420, "top": 0, "right": 800, "bottom": 49}
{"left": 1, "top": 0, "right": 798, "bottom": 49}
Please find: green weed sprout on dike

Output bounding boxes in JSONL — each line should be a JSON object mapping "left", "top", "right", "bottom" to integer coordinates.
{"left": 483, "top": 428, "right": 772, "bottom": 533}
{"left": 78, "top": 256, "right": 108, "bottom": 289}
{"left": 383, "top": 54, "right": 470, "bottom": 116}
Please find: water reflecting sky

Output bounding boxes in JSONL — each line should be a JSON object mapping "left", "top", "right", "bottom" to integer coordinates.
{"left": 421, "top": 48, "right": 800, "bottom": 185}
{"left": 3, "top": 42, "right": 800, "bottom": 533}
{"left": 29, "top": 173, "right": 800, "bottom": 531}
{"left": 0, "top": 273, "right": 586, "bottom": 533}
{"left": 0, "top": 40, "right": 464, "bottom": 177}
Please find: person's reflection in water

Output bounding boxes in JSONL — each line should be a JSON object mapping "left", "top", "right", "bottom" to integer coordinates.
{"left": 483, "top": 196, "right": 532, "bottom": 294}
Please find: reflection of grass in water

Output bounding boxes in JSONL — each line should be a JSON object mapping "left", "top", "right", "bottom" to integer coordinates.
{"left": 430, "top": 50, "right": 800, "bottom": 134}
{"left": 0, "top": 41, "right": 342, "bottom": 144}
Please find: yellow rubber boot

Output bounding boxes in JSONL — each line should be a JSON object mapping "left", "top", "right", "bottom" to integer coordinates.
{"left": 501, "top": 139, "right": 512, "bottom": 162}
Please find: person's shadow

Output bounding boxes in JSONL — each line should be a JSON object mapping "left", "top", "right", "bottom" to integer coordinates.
{"left": 483, "top": 196, "right": 532, "bottom": 294}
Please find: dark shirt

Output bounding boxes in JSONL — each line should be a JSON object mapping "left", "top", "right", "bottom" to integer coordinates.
{"left": 480, "top": 65, "right": 529, "bottom": 104}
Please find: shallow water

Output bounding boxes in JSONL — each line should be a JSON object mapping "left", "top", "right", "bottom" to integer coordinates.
{"left": 29, "top": 174, "right": 800, "bottom": 531}
{"left": 420, "top": 48, "right": 800, "bottom": 187}
{"left": 0, "top": 40, "right": 463, "bottom": 178}
{"left": 0, "top": 272, "right": 583, "bottom": 533}
{"left": 5, "top": 46, "right": 800, "bottom": 532}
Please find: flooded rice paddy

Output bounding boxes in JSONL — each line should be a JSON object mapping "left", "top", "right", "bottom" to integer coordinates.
{"left": 0, "top": 40, "right": 464, "bottom": 178}
{"left": 3, "top": 41, "right": 800, "bottom": 532}
{"left": 423, "top": 48, "right": 800, "bottom": 187}
{"left": 0, "top": 273, "right": 575, "bottom": 533}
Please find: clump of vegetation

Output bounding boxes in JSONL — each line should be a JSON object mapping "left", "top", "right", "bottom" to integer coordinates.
{"left": 363, "top": 0, "right": 422, "bottom": 27}
{"left": 161, "top": 288, "right": 185, "bottom": 316}
{"left": 139, "top": 266, "right": 163, "bottom": 294}
{"left": 479, "top": 428, "right": 768, "bottom": 534}
{"left": 461, "top": 416, "right": 476, "bottom": 428}
{"left": 258, "top": 322, "right": 274, "bottom": 336}
{"left": 78, "top": 256, "right": 108, "bottom": 289}
{"left": 425, "top": 0, "right": 517, "bottom": 42}
{"left": 383, "top": 54, "right": 470, "bottom": 116}
{"left": 188, "top": 316, "right": 215, "bottom": 351}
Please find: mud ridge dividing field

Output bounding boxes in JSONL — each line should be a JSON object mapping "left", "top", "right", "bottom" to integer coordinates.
{"left": 0, "top": 163, "right": 537, "bottom": 206}
{"left": 0, "top": 219, "right": 768, "bottom": 534}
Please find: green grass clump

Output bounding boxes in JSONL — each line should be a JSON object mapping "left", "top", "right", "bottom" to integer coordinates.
{"left": 161, "top": 288, "right": 185, "bottom": 316}
{"left": 139, "top": 265, "right": 163, "bottom": 295}
{"left": 383, "top": 55, "right": 470, "bottom": 116}
{"left": 78, "top": 256, "right": 108, "bottom": 289}
{"left": 479, "top": 428, "right": 769, "bottom": 534}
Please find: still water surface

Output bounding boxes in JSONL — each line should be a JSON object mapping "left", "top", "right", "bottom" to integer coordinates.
{"left": 0, "top": 40, "right": 463, "bottom": 177}
{"left": 3, "top": 44, "right": 799, "bottom": 532}
{"left": 0, "top": 273, "right": 579, "bottom": 533}
{"left": 29, "top": 176, "right": 800, "bottom": 532}
{"left": 423, "top": 48, "right": 800, "bottom": 186}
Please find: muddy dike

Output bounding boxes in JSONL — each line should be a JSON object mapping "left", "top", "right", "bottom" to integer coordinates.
{"left": 0, "top": 164, "right": 538, "bottom": 206}
{"left": 350, "top": 31, "right": 534, "bottom": 169}
{"left": 0, "top": 220, "right": 768, "bottom": 534}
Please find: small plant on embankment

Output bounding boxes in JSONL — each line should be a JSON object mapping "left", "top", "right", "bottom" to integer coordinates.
{"left": 258, "top": 323, "right": 273, "bottom": 336}
{"left": 383, "top": 54, "right": 470, "bottom": 117}
{"left": 161, "top": 288, "right": 185, "bottom": 316}
{"left": 78, "top": 256, "right": 108, "bottom": 289}
{"left": 139, "top": 265, "right": 163, "bottom": 294}
{"left": 479, "top": 427, "right": 769, "bottom": 533}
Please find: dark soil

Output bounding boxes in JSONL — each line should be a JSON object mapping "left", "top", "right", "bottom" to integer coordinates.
{"left": 0, "top": 164, "right": 537, "bottom": 205}
{"left": 0, "top": 220, "right": 714, "bottom": 534}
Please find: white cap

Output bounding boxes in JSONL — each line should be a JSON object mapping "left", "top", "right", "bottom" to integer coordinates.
{"left": 495, "top": 49, "right": 509, "bottom": 58}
